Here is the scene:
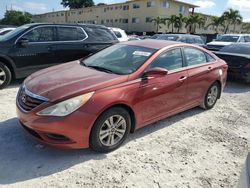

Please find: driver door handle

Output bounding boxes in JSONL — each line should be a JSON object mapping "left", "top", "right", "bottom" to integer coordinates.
{"left": 179, "top": 76, "right": 187, "bottom": 82}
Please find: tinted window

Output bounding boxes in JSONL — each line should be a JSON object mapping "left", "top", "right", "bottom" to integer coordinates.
{"left": 195, "top": 38, "right": 204, "bottom": 44}
{"left": 178, "top": 37, "right": 187, "bottom": 43}
{"left": 23, "top": 27, "right": 55, "bottom": 42}
{"left": 157, "top": 35, "right": 179, "bottom": 41}
{"left": 184, "top": 47, "right": 207, "bottom": 66}
{"left": 57, "top": 27, "right": 87, "bottom": 41}
{"left": 215, "top": 35, "right": 239, "bottom": 42}
{"left": 85, "top": 27, "right": 116, "bottom": 42}
{"left": 150, "top": 48, "right": 183, "bottom": 70}
{"left": 114, "top": 31, "right": 122, "bottom": 38}
{"left": 244, "top": 36, "right": 250, "bottom": 42}
{"left": 186, "top": 37, "right": 195, "bottom": 44}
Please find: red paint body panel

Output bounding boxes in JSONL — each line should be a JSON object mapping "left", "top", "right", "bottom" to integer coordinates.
{"left": 16, "top": 41, "right": 228, "bottom": 149}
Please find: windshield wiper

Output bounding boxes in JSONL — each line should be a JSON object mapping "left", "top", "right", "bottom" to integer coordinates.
{"left": 86, "top": 65, "right": 118, "bottom": 74}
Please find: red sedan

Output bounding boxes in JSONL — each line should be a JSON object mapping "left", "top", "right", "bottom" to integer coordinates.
{"left": 16, "top": 40, "right": 228, "bottom": 152}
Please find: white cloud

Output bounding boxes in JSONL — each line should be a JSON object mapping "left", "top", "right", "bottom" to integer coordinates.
{"left": 227, "top": 0, "right": 250, "bottom": 11}
{"left": 193, "top": 0, "right": 216, "bottom": 8}
{"left": 10, "top": 1, "right": 49, "bottom": 14}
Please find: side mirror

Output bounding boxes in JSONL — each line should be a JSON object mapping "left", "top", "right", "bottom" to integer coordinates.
{"left": 17, "top": 38, "right": 29, "bottom": 47}
{"left": 143, "top": 67, "right": 168, "bottom": 78}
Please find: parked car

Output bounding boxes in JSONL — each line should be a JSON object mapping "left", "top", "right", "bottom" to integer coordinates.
{"left": 128, "top": 35, "right": 141, "bottom": 41}
{"left": 0, "top": 23, "right": 118, "bottom": 89}
{"left": 238, "top": 152, "right": 250, "bottom": 188}
{"left": 109, "top": 27, "right": 129, "bottom": 42}
{"left": 16, "top": 40, "right": 228, "bottom": 152}
{"left": 0, "top": 27, "right": 16, "bottom": 35}
{"left": 207, "top": 34, "right": 250, "bottom": 51}
{"left": 154, "top": 34, "right": 206, "bottom": 47}
{"left": 214, "top": 43, "right": 250, "bottom": 83}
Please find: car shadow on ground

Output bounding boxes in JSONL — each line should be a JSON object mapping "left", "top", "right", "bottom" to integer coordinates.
{"left": 224, "top": 81, "right": 250, "bottom": 94}
{"left": 0, "top": 107, "right": 204, "bottom": 185}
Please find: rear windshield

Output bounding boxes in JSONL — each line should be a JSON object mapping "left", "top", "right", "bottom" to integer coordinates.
{"left": 85, "top": 27, "right": 117, "bottom": 42}
{"left": 215, "top": 35, "right": 239, "bottom": 42}
{"left": 220, "top": 44, "right": 250, "bottom": 55}
{"left": 157, "top": 35, "right": 179, "bottom": 41}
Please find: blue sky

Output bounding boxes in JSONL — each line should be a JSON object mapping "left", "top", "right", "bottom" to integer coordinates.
{"left": 0, "top": 0, "right": 250, "bottom": 21}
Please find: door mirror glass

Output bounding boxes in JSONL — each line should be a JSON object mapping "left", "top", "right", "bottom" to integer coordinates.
{"left": 18, "top": 38, "right": 29, "bottom": 47}
{"left": 144, "top": 67, "right": 168, "bottom": 78}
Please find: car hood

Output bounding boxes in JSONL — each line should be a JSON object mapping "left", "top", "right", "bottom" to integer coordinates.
{"left": 24, "top": 61, "right": 128, "bottom": 102}
{"left": 207, "top": 41, "right": 233, "bottom": 46}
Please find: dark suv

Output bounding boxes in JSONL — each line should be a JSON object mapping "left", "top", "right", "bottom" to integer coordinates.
{"left": 0, "top": 23, "right": 118, "bottom": 89}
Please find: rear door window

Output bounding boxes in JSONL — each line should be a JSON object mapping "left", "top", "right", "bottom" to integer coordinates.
{"left": 23, "top": 26, "right": 55, "bottom": 42}
{"left": 57, "top": 26, "right": 87, "bottom": 41}
{"left": 184, "top": 47, "right": 207, "bottom": 66}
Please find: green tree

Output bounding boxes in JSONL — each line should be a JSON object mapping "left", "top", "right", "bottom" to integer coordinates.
{"left": 242, "top": 22, "right": 250, "bottom": 33}
{"left": 166, "top": 15, "right": 179, "bottom": 33}
{"left": 222, "top": 8, "right": 242, "bottom": 33}
{"left": 205, "top": 16, "right": 225, "bottom": 33}
{"left": 184, "top": 14, "right": 205, "bottom": 34}
{"left": 61, "top": 0, "right": 94, "bottom": 9}
{"left": 0, "top": 10, "right": 32, "bottom": 26}
{"left": 151, "top": 16, "right": 166, "bottom": 33}
{"left": 176, "top": 13, "right": 186, "bottom": 33}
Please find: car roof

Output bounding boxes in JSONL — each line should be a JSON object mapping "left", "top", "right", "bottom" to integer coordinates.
{"left": 122, "top": 39, "right": 183, "bottom": 49}
{"left": 158, "top": 34, "right": 201, "bottom": 38}
{"left": 24, "top": 23, "right": 108, "bottom": 29}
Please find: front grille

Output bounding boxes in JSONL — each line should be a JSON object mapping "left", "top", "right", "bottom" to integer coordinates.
{"left": 17, "top": 85, "right": 48, "bottom": 112}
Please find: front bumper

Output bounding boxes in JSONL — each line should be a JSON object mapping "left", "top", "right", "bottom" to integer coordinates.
{"left": 16, "top": 104, "right": 97, "bottom": 149}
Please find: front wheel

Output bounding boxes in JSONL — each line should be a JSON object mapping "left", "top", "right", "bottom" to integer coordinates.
{"left": 201, "top": 82, "right": 220, "bottom": 110}
{"left": 0, "top": 62, "right": 12, "bottom": 89}
{"left": 90, "top": 107, "right": 131, "bottom": 153}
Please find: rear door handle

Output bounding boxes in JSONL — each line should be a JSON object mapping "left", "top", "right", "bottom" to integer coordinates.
{"left": 179, "top": 76, "right": 187, "bottom": 82}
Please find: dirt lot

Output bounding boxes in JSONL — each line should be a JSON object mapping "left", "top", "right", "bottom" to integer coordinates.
{"left": 0, "top": 81, "right": 249, "bottom": 188}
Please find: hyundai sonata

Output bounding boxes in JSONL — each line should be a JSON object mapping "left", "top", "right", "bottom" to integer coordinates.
{"left": 16, "top": 40, "right": 228, "bottom": 152}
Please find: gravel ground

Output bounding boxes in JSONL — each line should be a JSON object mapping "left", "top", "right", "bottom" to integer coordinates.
{"left": 0, "top": 80, "right": 249, "bottom": 188}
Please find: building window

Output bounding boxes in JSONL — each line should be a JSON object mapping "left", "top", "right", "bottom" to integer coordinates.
{"left": 122, "top": 19, "right": 128, "bottom": 23}
{"left": 106, "top": 19, "right": 109, "bottom": 23}
{"left": 145, "top": 17, "right": 152, "bottom": 23}
{"left": 61, "top": 13, "right": 64, "bottom": 16}
{"left": 123, "top": 5, "right": 129, "bottom": 10}
{"left": 132, "top": 17, "right": 140, "bottom": 23}
{"left": 133, "top": 4, "right": 140, "bottom": 9}
{"left": 147, "top": 1, "right": 155, "bottom": 7}
{"left": 110, "top": 7, "right": 113, "bottom": 10}
{"left": 179, "top": 5, "right": 185, "bottom": 13}
{"left": 104, "top": 8, "right": 106, "bottom": 12}
{"left": 162, "top": 0, "right": 170, "bottom": 8}
{"left": 101, "top": 20, "right": 104, "bottom": 24}
{"left": 115, "top": 19, "right": 118, "bottom": 23}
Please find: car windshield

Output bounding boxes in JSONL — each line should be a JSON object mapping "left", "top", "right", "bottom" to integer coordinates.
{"left": 0, "top": 25, "right": 28, "bottom": 41}
{"left": 220, "top": 44, "right": 250, "bottom": 55}
{"left": 157, "top": 35, "right": 179, "bottom": 41}
{"left": 82, "top": 44, "right": 156, "bottom": 75}
{"left": 215, "top": 35, "right": 240, "bottom": 42}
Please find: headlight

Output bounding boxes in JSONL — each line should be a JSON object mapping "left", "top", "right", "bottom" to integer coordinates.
{"left": 37, "top": 92, "right": 94, "bottom": 116}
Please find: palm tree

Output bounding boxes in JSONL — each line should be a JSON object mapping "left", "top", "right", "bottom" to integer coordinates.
{"left": 242, "top": 23, "right": 250, "bottom": 33}
{"left": 184, "top": 14, "right": 205, "bottom": 34}
{"left": 166, "top": 15, "right": 179, "bottom": 33}
{"left": 206, "top": 16, "right": 225, "bottom": 33}
{"left": 222, "top": 8, "right": 243, "bottom": 33}
{"left": 151, "top": 16, "right": 166, "bottom": 33}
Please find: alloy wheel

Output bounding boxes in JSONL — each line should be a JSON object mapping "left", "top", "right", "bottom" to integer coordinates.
{"left": 99, "top": 115, "right": 127, "bottom": 147}
{"left": 207, "top": 85, "right": 218, "bottom": 106}
{"left": 0, "top": 67, "right": 6, "bottom": 86}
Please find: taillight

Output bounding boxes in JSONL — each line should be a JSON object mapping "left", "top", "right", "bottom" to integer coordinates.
{"left": 245, "top": 63, "right": 250, "bottom": 68}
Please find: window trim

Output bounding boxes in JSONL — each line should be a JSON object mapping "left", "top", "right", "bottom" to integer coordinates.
{"left": 15, "top": 25, "right": 88, "bottom": 44}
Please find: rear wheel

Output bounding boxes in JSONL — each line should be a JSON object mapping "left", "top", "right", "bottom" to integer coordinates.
{"left": 90, "top": 107, "right": 131, "bottom": 153}
{"left": 0, "top": 62, "right": 12, "bottom": 89}
{"left": 201, "top": 82, "right": 220, "bottom": 110}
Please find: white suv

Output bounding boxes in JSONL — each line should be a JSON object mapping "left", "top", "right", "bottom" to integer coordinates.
{"left": 109, "top": 27, "right": 129, "bottom": 42}
{"left": 206, "top": 34, "right": 250, "bottom": 51}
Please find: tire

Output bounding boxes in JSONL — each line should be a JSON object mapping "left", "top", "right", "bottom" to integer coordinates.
{"left": 90, "top": 107, "right": 131, "bottom": 153}
{"left": 200, "top": 82, "right": 220, "bottom": 110}
{"left": 0, "top": 62, "right": 12, "bottom": 89}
